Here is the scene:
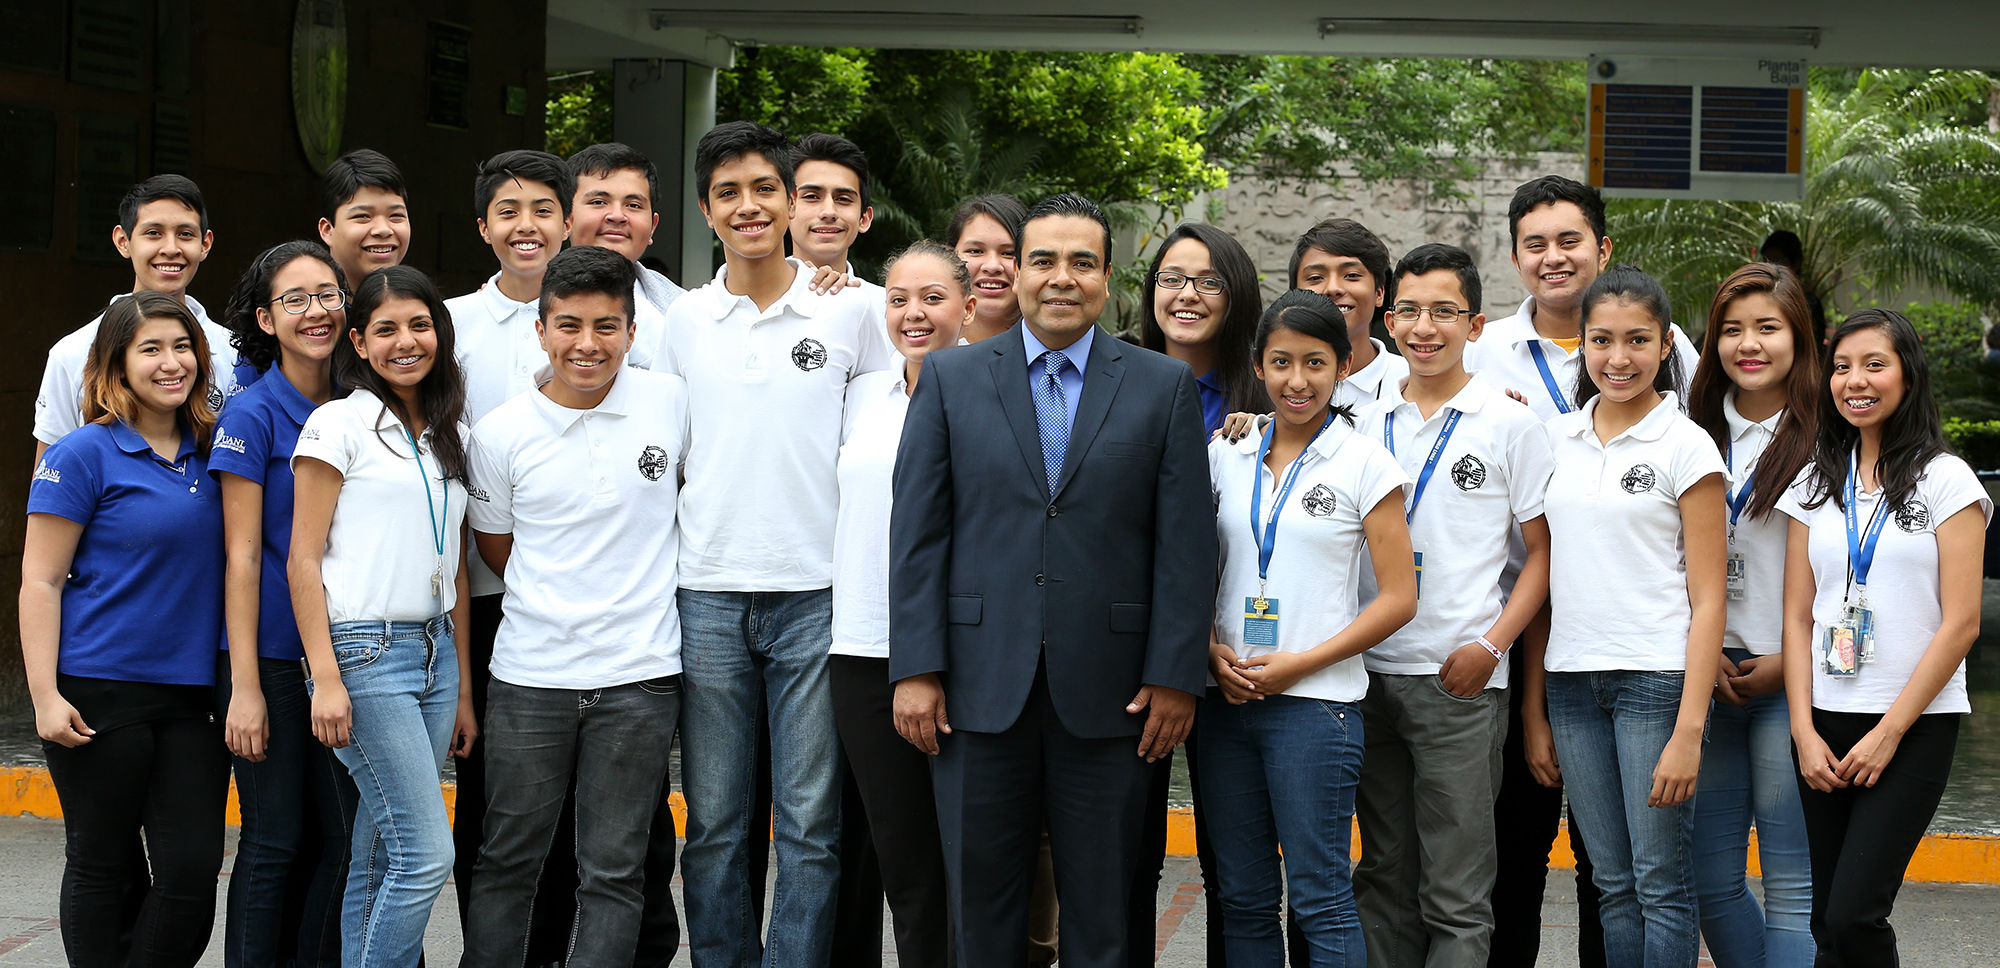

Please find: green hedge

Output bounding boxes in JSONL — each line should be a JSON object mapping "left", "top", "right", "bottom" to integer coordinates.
{"left": 1944, "top": 418, "right": 2000, "bottom": 472}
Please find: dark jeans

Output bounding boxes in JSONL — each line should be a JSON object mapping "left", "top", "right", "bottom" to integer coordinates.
{"left": 219, "top": 655, "right": 358, "bottom": 968}
{"left": 1798, "top": 709, "right": 1960, "bottom": 967}
{"left": 830, "top": 654, "right": 951, "bottom": 968}
{"left": 463, "top": 676, "right": 681, "bottom": 968}
{"left": 43, "top": 714, "right": 231, "bottom": 968}
{"left": 456, "top": 594, "right": 577, "bottom": 966}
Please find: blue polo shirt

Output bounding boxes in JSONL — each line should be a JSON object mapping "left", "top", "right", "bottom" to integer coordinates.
{"left": 1194, "top": 368, "right": 1227, "bottom": 437}
{"left": 209, "top": 367, "right": 320, "bottom": 660}
{"left": 28, "top": 420, "right": 224, "bottom": 686}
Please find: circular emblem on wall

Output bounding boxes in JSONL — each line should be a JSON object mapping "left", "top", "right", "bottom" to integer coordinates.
{"left": 791, "top": 338, "right": 828, "bottom": 371}
{"left": 291, "top": 0, "right": 348, "bottom": 173}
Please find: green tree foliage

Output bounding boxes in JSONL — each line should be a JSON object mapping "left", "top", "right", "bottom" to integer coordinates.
{"left": 1609, "top": 69, "right": 2000, "bottom": 332}
{"left": 545, "top": 71, "right": 612, "bottom": 158}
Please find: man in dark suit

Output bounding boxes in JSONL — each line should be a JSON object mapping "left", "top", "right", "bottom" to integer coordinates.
{"left": 889, "top": 193, "right": 1218, "bottom": 968}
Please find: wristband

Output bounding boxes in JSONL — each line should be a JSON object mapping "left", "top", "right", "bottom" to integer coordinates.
{"left": 1477, "top": 635, "right": 1505, "bottom": 660}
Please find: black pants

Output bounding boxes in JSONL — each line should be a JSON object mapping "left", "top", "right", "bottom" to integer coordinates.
{"left": 830, "top": 655, "right": 952, "bottom": 967}
{"left": 455, "top": 593, "right": 577, "bottom": 966}
{"left": 1131, "top": 720, "right": 1227, "bottom": 968}
{"left": 43, "top": 714, "right": 230, "bottom": 968}
{"left": 1486, "top": 653, "right": 1603, "bottom": 968}
{"left": 1798, "top": 709, "right": 1959, "bottom": 967}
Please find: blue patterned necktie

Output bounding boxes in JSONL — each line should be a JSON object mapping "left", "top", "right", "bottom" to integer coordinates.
{"left": 1033, "top": 351, "right": 1073, "bottom": 494}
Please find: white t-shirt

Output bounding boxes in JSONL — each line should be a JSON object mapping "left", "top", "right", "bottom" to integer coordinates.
{"left": 830, "top": 369, "right": 909, "bottom": 660}
{"left": 36, "top": 293, "right": 242, "bottom": 445}
{"left": 467, "top": 367, "right": 690, "bottom": 688}
{"left": 660, "top": 258, "right": 896, "bottom": 591}
{"left": 448, "top": 274, "right": 542, "bottom": 598}
{"left": 1357, "top": 376, "right": 1553, "bottom": 684}
{"left": 1466, "top": 296, "right": 1698, "bottom": 424}
{"left": 1776, "top": 454, "right": 1991, "bottom": 715}
{"left": 1543, "top": 392, "right": 1726, "bottom": 672}
{"left": 1210, "top": 418, "right": 1411, "bottom": 702}
{"left": 1333, "top": 338, "right": 1410, "bottom": 412}
{"left": 626, "top": 261, "right": 686, "bottom": 377}
{"left": 293, "top": 389, "right": 469, "bottom": 623}
{"left": 1719, "top": 393, "right": 1788, "bottom": 655}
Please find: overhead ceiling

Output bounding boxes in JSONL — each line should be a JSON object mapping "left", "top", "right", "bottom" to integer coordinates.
{"left": 548, "top": 0, "right": 2000, "bottom": 71}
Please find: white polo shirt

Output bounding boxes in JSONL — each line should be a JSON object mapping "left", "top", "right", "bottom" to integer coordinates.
{"left": 1543, "top": 392, "right": 1725, "bottom": 672}
{"left": 1776, "top": 455, "right": 1990, "bottom": 716}
{"left": 467, "top": 367, "right": 690, "bottom": 689}
{"left": 1466, "top": 296, "right": 1697, "bottom": 423}
{"left": 1357, "top": 375, "right": 1553, "bottom": 684}
{"left": 1211, "top": 418, "right": 1411, "bottom": 702}
{"left": 293, "top": 389, "right": 469, "bottom": 624}
{"left": 1333, "top": 338, "right": 1410, "bottom": 412}
{"left": 626, "top": 261, "right": 686, "bottom": 377}
{"left": 36, "top": 293, "right": 243, "bottom": 445}
{"left": 1719, "top": 392, "right": 1788, "bottom": 655}
{"left": 831, "top": 369, "right": 908, "bottom": 659}
{"left": 448, "top": 274, "right": 542, "bottom": 598}
{"left": 661, "top": 258, "right": 896, "bottom": 591}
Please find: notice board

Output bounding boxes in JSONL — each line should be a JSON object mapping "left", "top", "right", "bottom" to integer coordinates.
{"left": 1588, "top": 56, "right": 1805, "bottom": 201}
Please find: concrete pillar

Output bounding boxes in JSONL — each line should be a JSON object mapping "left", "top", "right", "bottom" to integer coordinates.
{"left": 612, "top": 58, "right": 718, "bottom": 290}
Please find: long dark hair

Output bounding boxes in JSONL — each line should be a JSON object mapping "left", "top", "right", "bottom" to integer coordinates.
{"left": 224, "top": 240, "right": 348, "bottom": 373}
{"left": 1254, "top": 289, "right": 1357, "bottom": 426}
{"left": 1142, "top": 223, "right": 1269, "bottom": 416}
{"left": 1802, "top": 309, "right": 1949, "bottom": 512}
{"left": 1571, "top": 264, "right": 1686, "bottom": 410}
{"left": 1687, "top": 263, "right": 1821, "bottom": 519}
{"left": 337, "top": 265, "right": 469, "bottom": 483}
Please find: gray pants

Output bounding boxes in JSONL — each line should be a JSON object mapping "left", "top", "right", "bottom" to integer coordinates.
{"left": 461, "top": 676, "right": 680, "bottom": 968}
{"left": 1353, "top": 671, "right": 1508, "bottom": 968}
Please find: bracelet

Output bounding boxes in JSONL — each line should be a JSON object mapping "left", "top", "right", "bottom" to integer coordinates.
{"left": 1477, "top": 635, "right": 1505, "bottom": 659}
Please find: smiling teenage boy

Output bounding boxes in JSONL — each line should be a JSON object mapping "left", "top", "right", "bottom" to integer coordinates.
{"left": 1352, "top": 244, "right": 1555, "bottom": 968}
{"left": 661, "top": 121, "right": 894, "bottom": 968}
{"left": 317, "top": 148, "right": 410, "bottom": 288}
{"left": 1290, "top": 217, "right": 1408, "bottom": 411}
{"left": 461, "top": 244, "right": 689, "bottom": 968}
{"left": 35, "top": 175, "right": 243, "bottom": 460}
{"left": 567, "top": 142, "right": 686, "bottom": 363}
{"left": 788, "top": 133, "right": 875, "bottom": 276}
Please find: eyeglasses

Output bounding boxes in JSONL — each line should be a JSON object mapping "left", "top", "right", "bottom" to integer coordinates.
{"left": 1388, "top": 304, "right": 1469, "bottom": 324}
{"left": 271, "top": 290, "right": 349, "bottom": 314}
{"left": 1155, "top": 271, "right": 1226, "bottom": 295}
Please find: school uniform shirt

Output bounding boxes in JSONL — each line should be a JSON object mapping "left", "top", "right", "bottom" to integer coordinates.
{"left": 1210, "top": 418, "right": 1411, "bottom": 702}
{"left": 207, "top": 367, "right": 320, "bottom": 660}
{"left": 1719, "top": 392, "right": 1788, "bottom": 655}
{"left": 467, "top": 367, "right": 690, "bottom": 689}
{"left": 28, "top": 420, "right": 223, "bottom": 686}
{"left": 1466, "top": 295, "right": 1697, "bottom": 423}
{"left": 624, "top": 260, "right": 687, "bottom": 378}
{"left": 1357, "top": 375, "right": 1554, "bottom": 685}
{"left": 292, "top": 388, "right": 468, "bottom": 624}
{"left": 1776, "top": 454, "right": 1991, "bottom": 715}
{"left": 660, "top": 258, "right": 897, "bottom": 591}
{"left": 34, "top": 293, "right": 244, "bottom": 445}
{"left": 1543, "top": 392, "right": 1726, "bottom": 672}
{"left": 448, "top": 274, "right": 542, "bottom": 598}
{"left": 1333, "top": 338, "right": 1410, "bottom": 412}
{"left": 831, "top": 369, "right": 909, "bottom": 659}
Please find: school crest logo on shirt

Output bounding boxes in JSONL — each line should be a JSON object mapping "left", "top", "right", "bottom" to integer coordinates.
{"left": 637, "top": 445, "right": 671, "bottom": 482}
{"left": 791, "top": 338, "right": 828, "bottom": 372}
{"left": 1620, "top": 463, "right": 1658, "bottom": 495}
{"left": 1895, "top": 500, "right": 1930, "bottom": 533}
{"left": 466, "top": 483, "right": 492, "bottom": 503}
{"left": 207, "top": 383, "right": 225, "bottom": 412}
{"left": 1300, "top": 484, "right": 1337, "bottom": 517}
{"left": 300, "top": 428, "right": 321, "bottom": 441}
{"left": 213, "top": 428, "right": 247, "bottom": 454}
{"left": 31, "top": 462, "right": 59, "bottom": 485}
{"left": 1451, "top": 455, "right": 1487, "bottom": 491}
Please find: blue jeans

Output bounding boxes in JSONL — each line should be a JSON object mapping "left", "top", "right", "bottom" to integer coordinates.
{"left": 1198, "top": 690, "right": 1366, "bottom": 968}
{"left": 1547, "top": 671, "right": 1699, "bottom": 968}
{"left": 222, "top": 655, "right": 358, "bottom": 968}
{"left": 1692, "top": 650, "right": 1814, "bottom": 968}
{"left": 463, "top": 676, "right": 681, "bottom": 968}
{"left": 317, "top": 617, "right": 459, "bottom": 968}
{"left": 677, "top": 589, "right": 840, "bottom": 968}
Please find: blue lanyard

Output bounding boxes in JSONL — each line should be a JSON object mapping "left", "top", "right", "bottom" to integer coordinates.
{"left": 1385, "top": 407, "right": 1462, "bottom": 523}
{"left": 1526, "top": 341, "right": 1574, "bottom": 414}
{"left": 1250, "top": 415, "right": 1334, "bottom": 582}
{"left": 1724, "top": 442, "right": 1755, "bottom": 528}
{"left": 1842, "top": 450, "right": 1889, "bottom": 592}
{"left": 403, "top": 427, "right": 448, "bottom": 559}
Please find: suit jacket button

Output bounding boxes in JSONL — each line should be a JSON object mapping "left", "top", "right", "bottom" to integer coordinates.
{"left": 1046, "top": 505, "right": 1059, "bottom": 517}
{"left": 1035, "top": 573, "right": 1045, "bottom": 586}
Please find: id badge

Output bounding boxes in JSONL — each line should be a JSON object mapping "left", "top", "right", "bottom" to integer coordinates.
{"left": 1412, "top": 551, "right": 1424, "bottom": 601}
{"left": 1242, "top": 596, "right": 1280, "bottom": 649}
{"left": 1725, "top": 553, "right": 1747, "bottom": 601}
{"left": 1822, "top": 624, "right": 1859, "bottom": 677}
{"left": 1849, "top": 604, "right": 1877, "bottom": 663}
